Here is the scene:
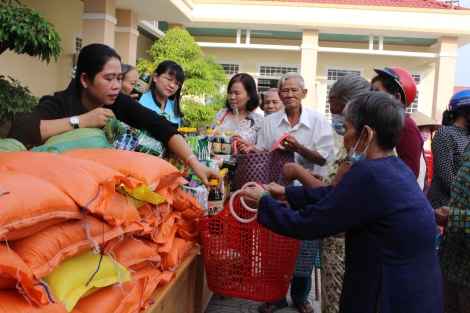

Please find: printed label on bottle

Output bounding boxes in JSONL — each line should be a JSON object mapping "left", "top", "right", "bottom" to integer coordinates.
{"left": 133, "top": 80, "right": 149, "bottom": 94}
{"left": 221, "top": 143, "right": 232, "bottom": 155}
{"left": 208, "top": 200, "right": 224, "bottom": 217}
{"left": 212, "top": 142, "right": 222, "bottom": 154}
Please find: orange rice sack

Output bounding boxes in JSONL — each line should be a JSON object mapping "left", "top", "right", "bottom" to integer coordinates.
{"left": 111, "top": 237, "right": 160, "bottom": 270}
{"left": 138, "top": 202, "right": 173, "bottom": 232}
{"left": 0, "top": 152, "right": 141, "bottom": 216}
{"left": 0, "top": 244, "right": 51, "bottom": 305}
{"left": 8, "top": 216, "right": 135, "bottom": 279}
{"left": 62, "top": 149, "right": 183, "bottom": 190}
{"left": 100, "top": 193, "right": 144, "bottom": 229}
{"left": 171, "top": 188, "right": 205, "bottom": 220}
{"left": 175, "top": 218, "right": 200, "bottom": 243}
{"left": 0, "top": 171, "right": 81, "bottom": 241}
{"left": 151, "top": 211, "right": 181, "bottom": 247}
{"left": 0, "top": 290, "right": 68, "bottom": 313}
{"left": 160, "top": 238, "right": 196, "bottom": 271}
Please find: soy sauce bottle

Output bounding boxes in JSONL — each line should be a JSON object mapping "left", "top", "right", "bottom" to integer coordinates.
{"left": 208, "top": 180, "right": 223, "bottom": 217}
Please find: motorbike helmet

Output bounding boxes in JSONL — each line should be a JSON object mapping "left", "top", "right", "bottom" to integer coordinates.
{"left": 373, "top": 67, "right": 417, "bottom": 107}
{"left": 449, "top": 89, "right": 470, "bottom": 112}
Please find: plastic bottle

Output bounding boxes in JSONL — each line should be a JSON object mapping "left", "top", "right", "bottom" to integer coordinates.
{"left": 181, "top": 127, "right": 189, "bottom": 140}
{"left": 130, "top": 67, "right": 153, "bottom": 100}
{"left": 206, "top": 129, "right": 213, "bottom": 151}
{"left": 208, "top": 180, "right": 223, "bottom": 217}
{"left": 212, "top": 130, "right": 223, "bottom": 154}
{"left": 221, "top": 130, "right": 233, "bottom": 155}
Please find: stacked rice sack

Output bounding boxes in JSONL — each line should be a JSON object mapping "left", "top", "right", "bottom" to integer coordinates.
{"left": 0, "top": 136, "right": 204, "bottom": 312}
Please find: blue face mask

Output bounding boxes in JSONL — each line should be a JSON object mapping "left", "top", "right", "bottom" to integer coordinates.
{"left": 331, "top": 114, "right": 345, "bottom": 136}
{"left": 348, "top": 128, "right": 372, "bottom": 166}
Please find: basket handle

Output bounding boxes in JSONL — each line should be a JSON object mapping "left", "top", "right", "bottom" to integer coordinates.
{"left": 229, "top": 182, "right": 266, "bottom": 223}
{"left": 233, "top": 135, "right": 291, "bottom": 155}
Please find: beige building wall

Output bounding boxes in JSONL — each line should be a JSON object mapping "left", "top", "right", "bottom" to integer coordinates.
{"left": 0, "top": 0, "right": 83, "bottom": 97}
{"left": 136, "top": 35, "right": 155, "bottom": 61}
{"left": 200, "top": 44, "right": 435, "bottom": 117}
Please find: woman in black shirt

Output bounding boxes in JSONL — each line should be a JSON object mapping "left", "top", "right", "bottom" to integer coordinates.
{"left": 8, "top": 43, "right": 220, "bottom": 188}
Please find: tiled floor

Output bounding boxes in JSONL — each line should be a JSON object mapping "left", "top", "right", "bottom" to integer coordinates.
{"left": 205, "top": 270, "right": 321, "bottom": 313}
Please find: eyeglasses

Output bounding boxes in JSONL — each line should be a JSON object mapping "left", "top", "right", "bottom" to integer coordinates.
{"left": 160, "top": 75, "right": 181, "bottom": 87}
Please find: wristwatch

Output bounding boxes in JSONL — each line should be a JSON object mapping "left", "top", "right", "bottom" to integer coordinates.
{"left": 69, "top": 116, "right": 80, "bottom": 129}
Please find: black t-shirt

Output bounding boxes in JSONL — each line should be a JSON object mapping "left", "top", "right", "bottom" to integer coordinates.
{"left": 8, "top": 82, "right": 180, "bottom": 147}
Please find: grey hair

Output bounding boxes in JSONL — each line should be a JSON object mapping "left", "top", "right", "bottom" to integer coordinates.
{"left": 265, "top": 88, "right": 279, "bottom": 95}
{"left": 343, "top": 92, "right": 405, "bottom": 151}
{"left": 329, "top": 75, "right": 371, "bottom": 105}
{"left": 278, "top": 72, "right": 305, "bottom": 90}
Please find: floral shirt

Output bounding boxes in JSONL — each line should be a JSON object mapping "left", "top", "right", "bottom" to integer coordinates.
{"left": 210, "top": 109, "right": 264, "bottom": 145}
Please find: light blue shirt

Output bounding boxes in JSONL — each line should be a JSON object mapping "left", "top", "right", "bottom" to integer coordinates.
{"left": 139, "top": 91, "right": 181, "bottom": 126}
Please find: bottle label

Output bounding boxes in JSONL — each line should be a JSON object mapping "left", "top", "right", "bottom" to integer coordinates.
{"left": 221, "top": 143, "right": 232, "bottom": 155}
{"left": 212, "top": 142, "right": 222, "bottom": 154}
{"left": 133, "top": 80, "right": 149, "bottom": 94}
{"left": 208, "top": 199, "right": 224, "bottom": 217}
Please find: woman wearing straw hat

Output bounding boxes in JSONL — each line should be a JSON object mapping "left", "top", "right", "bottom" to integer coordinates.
{"left": 410, "top": 110, "right": 442, "bottom": 193}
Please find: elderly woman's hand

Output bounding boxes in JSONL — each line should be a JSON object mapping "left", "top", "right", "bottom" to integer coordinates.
{"left": 241, "top": 184, "right": 265, "bottom": 209}
{"left": 267, "top": 183, "right": 286, "bottom": 201}
{"left": 435, "top": 206, "right": 450, "bottom": 226}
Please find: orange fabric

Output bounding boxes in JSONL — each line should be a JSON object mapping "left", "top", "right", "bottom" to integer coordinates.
{"left": 160, "top": 238, "right": 196, "bottom": 271}
{"left": 138, "top": 202, "right": 171, "bottom": 231}
{"left": 175, "top": 219, "right": 200, "bottom": 243}
{"left": 111, "top": 237, "right": 160, "bottom": 269}
{"left": 8, "top": 216, "right": 131, "bottom": 278}
{"left": 151, "top": 211, "right": 181, "bottom": 247}
{"left": 0, "top": 276, "right": 17, "bottom": 289}
{"left": 62, "top": 149, "right": 182, "bottom": 190}
{"left": 99, "top": 193, "right": 143, "bottom": 228}
{"left": 0, "top": 152, "right": 141, "bottom": 216}
{"left": 171, "top": 188, "right": 205, "bottom": 220}
{"left": 0, "top": 170, "right": 81, "bottom": 241}
{"left": 0, "top": 290, "right": 68, "bottom": 312}
{"left": 0, "top": 244, "right": 50, "bottom": 305}
{"left": 156, "top": 222, "right": 178, "bottom": 254}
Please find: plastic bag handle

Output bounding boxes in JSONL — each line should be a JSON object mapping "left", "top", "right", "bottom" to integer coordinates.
{"left": 229, "top": 182, "right": 266, "bottom": 223}
{"left": 233, "top": 135, "right": 291, "bottom": 155}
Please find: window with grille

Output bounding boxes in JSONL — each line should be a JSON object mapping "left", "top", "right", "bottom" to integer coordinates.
{"left": 220, "top": 64, "right": 239, "bottom": 76}
{"left": 325, "top": 69, "right": 362, "bottom": 120}
{"left": 75, "top": 36, "right": 82, "bottom": 53}
{"left": 406, "top": 74, "right": 421, "bottom": 114}
{"left": 260, "top": 66, "right": 298, "bottom": 77}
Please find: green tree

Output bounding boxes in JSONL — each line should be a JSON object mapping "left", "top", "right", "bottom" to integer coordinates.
{"left": 0, "top": 0, "right": 62, "bottom": 126}
{"left": 136, "top": 27, "right": 228, "bottom": 128}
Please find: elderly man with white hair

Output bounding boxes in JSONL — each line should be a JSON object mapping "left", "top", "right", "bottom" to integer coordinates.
{"left": 235, "top": 72, "right": 334, "bottom": 313}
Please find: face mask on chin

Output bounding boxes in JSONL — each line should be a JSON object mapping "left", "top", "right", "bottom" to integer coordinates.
{"left": 348, "top": 128, "right": 373, "bottom": 166}
{"left": 420, "top": 131, "right": 430, "bottom": 142}
{"left": 331, "top": 114, "right": 346, "bottom": 136}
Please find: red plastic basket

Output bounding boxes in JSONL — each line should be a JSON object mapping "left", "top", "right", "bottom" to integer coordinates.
{"left": 199, "top": 195, "right": 301, "bottom": 302}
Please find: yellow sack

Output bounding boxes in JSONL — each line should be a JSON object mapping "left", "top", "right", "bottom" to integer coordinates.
{"left": 42, "top": 250, "right": 130, "bottom": 312}
{"left": 117, "top": 183, "right": 165, "bottom": 208}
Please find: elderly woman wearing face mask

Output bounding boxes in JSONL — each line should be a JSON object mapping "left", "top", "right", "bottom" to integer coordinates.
{"left": 243, "top": 92, "right": 443, "bottom": 313}
{"left": 281, "top": 75, "right": 371, "bottom": 313}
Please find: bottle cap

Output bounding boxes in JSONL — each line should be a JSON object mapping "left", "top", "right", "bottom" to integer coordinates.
{"left": 190, "top": 127, "right": 197, "bottom": 132}
{"left": 209, "top": 179, "right": 218, "bottom": 186}
{"left": 181, "top": 127, "right": 189, "bottom": 133}
{"left": 146, "top": 67, "right": 154, "bottom": 73}
{"left": 215, "top": 130, "right": 222, "bottom": 134}
{"left": 215, "top": 121, "right": 221, "bottom": 125}
{"left": 225, "top": 130, "right": 232, "bottom": 135}
{"left": 207, "top": 129, "right": 213, "bottom": 134}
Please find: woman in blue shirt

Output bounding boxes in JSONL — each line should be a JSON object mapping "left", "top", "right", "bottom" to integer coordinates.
{"left": 139, "top": 60, "right": 184, "bottom": 126}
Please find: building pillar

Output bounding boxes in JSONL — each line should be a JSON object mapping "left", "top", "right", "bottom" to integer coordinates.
{"left": 168, "top": 24, "right": 186, "bottom": 30}
{"left": 432, "top": 36, "right": 458, "bottom": 120}
{"left": 300, "top": 29, "right": 319, "bottom": 110}
{"left": 82, "top": 0, "right": 116, "bottom": 48}
{"left": 115, "top": 9, "right": 139, "bottom": 65}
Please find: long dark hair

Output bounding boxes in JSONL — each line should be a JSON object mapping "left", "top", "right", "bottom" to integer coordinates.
{"left": 146, "top": 60, "right": 185, "bottom": 118}
{"left": 370, "top": 75, "right": 404, "bottom": 108}
{"left": 442, "top": 107, "right": 470, "bottom": 127}
{"left": 75, "top": 44, "right": 121, "bottom": 93}
{"left": 225, "top": 73, "right": 259, "bottom": 112}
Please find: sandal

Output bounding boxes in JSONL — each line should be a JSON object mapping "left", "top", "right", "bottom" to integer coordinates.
{"left": 258, "top": 302, "right": 288, "bottom": 313}
{"left": 296, "top": 300, "right": 314, "bottom": 313}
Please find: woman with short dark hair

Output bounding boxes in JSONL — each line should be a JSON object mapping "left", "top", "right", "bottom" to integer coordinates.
{"left": 243, "top": 91, "right": 443, "bottom": 313}
{"left": 210, "top": 73, "right": 263, "bottom": 145}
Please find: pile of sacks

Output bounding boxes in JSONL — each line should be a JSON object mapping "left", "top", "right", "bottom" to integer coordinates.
{"left": 0, "top": 146, "right": 204, "bottom": 312}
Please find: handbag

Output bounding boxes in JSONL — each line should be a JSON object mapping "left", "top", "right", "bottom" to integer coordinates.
{"left": 233, "top": 135, "right": 294, "bottom": 190}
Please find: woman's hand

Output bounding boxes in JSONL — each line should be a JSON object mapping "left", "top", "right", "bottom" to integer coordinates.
{"left": 434, "top": 206, "right": 450, "bottom": 226}
{"left": 241, "top": 184, "right": 265, "bottom": 209}
{"left": 280, "top": 134, "right": 302, "bottom": 153}
{"left": 233, "top": 135, "right": 254, "bottom": 154}
{"left": 189, "top": 160, "right": 223, "bottom": 191}
{"left": 80, "top": 108, "right": 116, "bottom": 128}
{"left": 266, "top": 183, "right": 286, "bottom": 201}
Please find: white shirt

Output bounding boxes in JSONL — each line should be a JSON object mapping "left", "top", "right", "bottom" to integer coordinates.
{"left": 256, "top": 106, "right": 335, "bottom": 175}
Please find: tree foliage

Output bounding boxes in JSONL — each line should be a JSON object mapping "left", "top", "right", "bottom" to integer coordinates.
{"left": 0, "top": 75, "right": 38, "bottom": 125}
{"left": 136, "top": 27, "right": 228, "bottom": 127}
{"left": 0, "top": 0, "right": 62, "bottom": 126}
{"left": 0, "top": 0, "right": 62, "bottom": 62}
